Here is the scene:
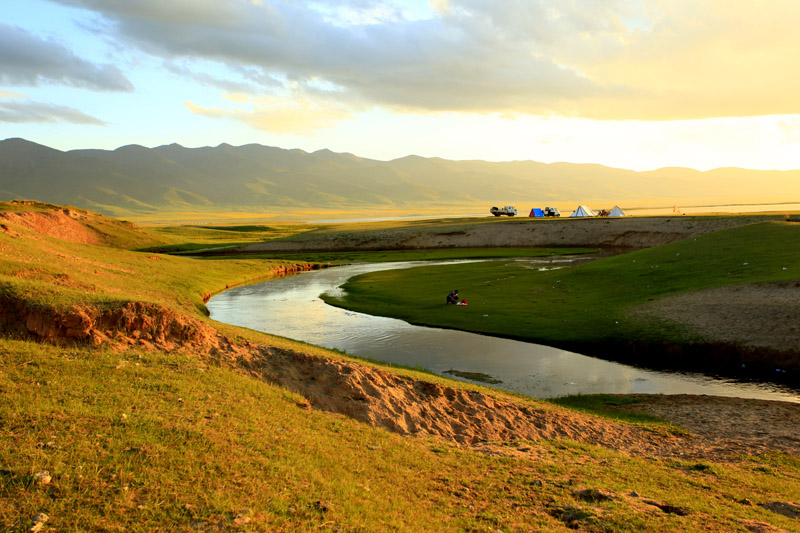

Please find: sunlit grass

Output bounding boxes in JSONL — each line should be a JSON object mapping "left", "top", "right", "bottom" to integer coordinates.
{"left": 3, "top": 339, "right": 799, "bottom": 531}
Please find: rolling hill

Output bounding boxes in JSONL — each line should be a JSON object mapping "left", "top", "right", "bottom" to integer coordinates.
{"left": 1, "top": 137, "right": 798, "bottom": 219}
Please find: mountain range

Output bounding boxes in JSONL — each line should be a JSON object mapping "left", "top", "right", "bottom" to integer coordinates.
{"left": 1, "top": 137, "right": 798, "bottom": 219}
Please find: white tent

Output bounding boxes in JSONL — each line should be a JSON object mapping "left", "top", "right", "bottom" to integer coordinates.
{"left": 608, "top": 206, "right": 627, "bottom": 217}
{"left": 569, "top": 205, "right": 596, "bottom": 217}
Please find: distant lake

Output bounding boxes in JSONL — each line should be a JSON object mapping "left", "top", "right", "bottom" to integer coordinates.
{"left": 207, "top": 259, "right": 800, "bottom": 403}
{"left": 627, "top": 202, "right": 800, "bottom": 216}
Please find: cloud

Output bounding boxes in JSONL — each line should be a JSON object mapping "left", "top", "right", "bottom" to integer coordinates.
{"left": 0, "top": 98, "right": 106, "bottom": 124}
{"left": 163, "top": 60, "right": 263, "bottom": 93}
{"left": 185, "top": 94, "right": 353, "bottom": 134}
{"left": 46, "top": 0, "right": 800, "bottom": 121}
{"left": 779, "top": 118, "right": 800, "bottom": 144}
{"left": 0, "top": 23, "right": 134, "bottom": 91}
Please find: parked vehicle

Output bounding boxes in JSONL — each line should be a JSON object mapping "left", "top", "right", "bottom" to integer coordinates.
{"left": 490, "top": 205, "right": 518, "bottom": 217}
{"left": 543, "top": 206, "right": 561, "bottom": 217}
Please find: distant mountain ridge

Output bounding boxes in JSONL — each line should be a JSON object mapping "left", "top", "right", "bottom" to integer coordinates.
{"left": 1, "top": 137, "right": 798, "bottom": 218}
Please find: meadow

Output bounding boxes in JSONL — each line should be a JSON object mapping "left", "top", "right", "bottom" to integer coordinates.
{"left": 2, "top": 203, "right": 800, "bottom": 531}
{"left": 6, "top": 338, "right": 800, "bottom": 531}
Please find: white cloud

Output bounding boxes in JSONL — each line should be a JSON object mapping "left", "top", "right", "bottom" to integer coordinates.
{"left": 185, "top": 93, "right": 353, "bottom": 134}
{"left": 40, "top": 0, "right": 800, "bottom": 124}
{"left": 779, "top": 118, "right": 800, "bottom": 144}
{"left": 0, "top": 23, "right": 134, "bottom": 91}
{"left": 0, "top": 99, "right": 106, "bottom": 124}
{"left": 45, "top": 0, "right": 610, "bottom": 113}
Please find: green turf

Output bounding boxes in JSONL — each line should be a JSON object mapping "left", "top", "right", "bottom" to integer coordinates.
{"left": 140, "top": 223, "right": 317, "bottom": 254}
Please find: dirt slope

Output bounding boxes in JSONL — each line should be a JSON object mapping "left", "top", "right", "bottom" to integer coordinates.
{"left": 0, "top": 208, "right": 102, "bottom": 245}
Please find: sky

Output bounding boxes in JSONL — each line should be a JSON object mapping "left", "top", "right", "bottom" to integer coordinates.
{"left": 2, "top": 0, "right": 800, "bottom": 171}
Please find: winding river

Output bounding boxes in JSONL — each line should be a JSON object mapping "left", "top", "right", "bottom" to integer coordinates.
{"left": 207, "top": 259, "right": 800, "bottom": 402}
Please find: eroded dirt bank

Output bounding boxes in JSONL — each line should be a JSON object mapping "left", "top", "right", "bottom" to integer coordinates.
{"left": 237, "top": 215, "right": 766, "bottom": 253}
{"left": 6, "top": 296, "right": 800, "bottom": 462}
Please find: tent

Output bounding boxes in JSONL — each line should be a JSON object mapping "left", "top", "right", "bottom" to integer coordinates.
{"left": 529, "top": 208, "right": 544, "bottom": 217}
{"left": 608, "top": 206, "right": 627, "bottom": 217}
{"left": 569, "top": 205, "right": 596, "bottom": 217}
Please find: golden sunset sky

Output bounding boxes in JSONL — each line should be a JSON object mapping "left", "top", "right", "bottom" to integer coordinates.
{"left": 2, "top": 0, "right": 799, "bottom": 171}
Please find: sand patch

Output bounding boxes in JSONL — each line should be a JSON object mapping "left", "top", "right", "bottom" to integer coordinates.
{"left": 240, "top": 346, "right": 690, "bottom": 458}
{"left": 626, "top": 394, "right": 800, "bottom": 458}
{"left": 632, "top": 282, "right": 800, "bottom": 352}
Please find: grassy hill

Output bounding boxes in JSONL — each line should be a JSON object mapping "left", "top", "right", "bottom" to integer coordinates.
{"left": 2, "top": 202, "right": 800, "bottom": 531}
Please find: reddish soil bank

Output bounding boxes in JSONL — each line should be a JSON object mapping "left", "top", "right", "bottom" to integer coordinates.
{"left": 0, "top": 208, "right": 101, "bottom": 245}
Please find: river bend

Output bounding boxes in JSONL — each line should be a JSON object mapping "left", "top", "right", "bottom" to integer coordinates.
{"left": 207, "top": 259, "right": 800, "bottom": 402}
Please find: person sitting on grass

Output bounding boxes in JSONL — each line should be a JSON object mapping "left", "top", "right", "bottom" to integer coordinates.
{"left": 446, "top": 289, "right": 459, "bottom": 304}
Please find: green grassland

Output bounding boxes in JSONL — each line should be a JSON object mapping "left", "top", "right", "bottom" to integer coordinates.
{"left": 0, "top": 224, "right": 301, "bottom": 315}
{"left": 141, "top": 213, "right": 535, "bottom": 255}
{"left": 142, "top": 223, "right": 320, "bottom": 254}
{"left": 323, "top": 221, "right": 800, "bottom": 374}
{"left": 145, "top": 215, "right": 528, "bottom": 255}
{"left": 3, "top": 205, "right": 800, "bottom": 530}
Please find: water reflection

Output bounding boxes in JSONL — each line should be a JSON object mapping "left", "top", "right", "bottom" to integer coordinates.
{"left": 207, "top": 260, "right": 800, "bottom": 402}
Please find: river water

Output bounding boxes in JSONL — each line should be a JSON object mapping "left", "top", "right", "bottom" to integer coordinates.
{"left": 207, "top": 259, "right": 800, "bottom": 402}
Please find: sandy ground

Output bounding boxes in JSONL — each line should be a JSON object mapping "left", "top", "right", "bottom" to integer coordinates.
{"left": 0, "top": 209, "right": 100, "bottom": 244}
{"left": 626, "top": 395, "right": 800, "bottom": 458}
{"left": 633, "top": 282, "right": 800, "bottom": 354}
